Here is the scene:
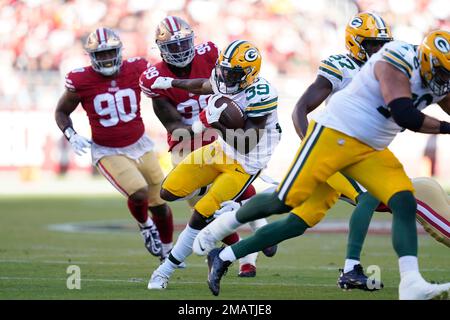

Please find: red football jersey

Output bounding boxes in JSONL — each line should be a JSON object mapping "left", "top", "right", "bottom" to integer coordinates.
{"left": 65, "top": 58, "right": 150, "bottom": 148}
{"left": 139, "top": 42, "right": 219, "bottom": 151}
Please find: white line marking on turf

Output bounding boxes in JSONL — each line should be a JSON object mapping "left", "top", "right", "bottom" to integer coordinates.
{"left": 0, "top": 259, "right": 448, "bottom": 272}
{"left": 0, "top": 276, "right": 335, "bottom": 287}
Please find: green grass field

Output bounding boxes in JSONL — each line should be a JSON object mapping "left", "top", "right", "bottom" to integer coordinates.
{"left": 0, "top": 194, "right": 449, "bottom": 300}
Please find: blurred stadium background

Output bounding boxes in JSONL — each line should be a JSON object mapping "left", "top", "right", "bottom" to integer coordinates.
{"left": 0, "top": 0, "right": 449, "bottom": 300}
{"left": 1, "top": 0, "right": 450, "bottom": 195}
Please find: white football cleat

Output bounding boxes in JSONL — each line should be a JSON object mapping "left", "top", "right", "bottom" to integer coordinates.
{"left": 147, "top": 270, "right": 169, "bottom": 290}
{"left": 193, "top": 228, "right": 217, "bottom": 256}
{"left": 399, "top": 272, "right": 450, "bottom": 300}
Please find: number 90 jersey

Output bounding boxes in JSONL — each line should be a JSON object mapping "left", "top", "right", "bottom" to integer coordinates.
{"left": 65, "top": 58, "right": 149, "bottom": 148}
{"left": 314, "top": 40, "right": 447, "bottom": 150}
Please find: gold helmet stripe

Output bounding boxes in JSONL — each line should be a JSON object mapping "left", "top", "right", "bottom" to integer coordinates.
{"left": 223, "top": 40, "right": 247, "bottom": 62}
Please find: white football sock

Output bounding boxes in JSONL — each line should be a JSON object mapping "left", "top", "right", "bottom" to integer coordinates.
{"left": 248, "top": 218, "right": 268, "bottom": 232}
{"left": 399, "top": 256, "right": 420, "bottom": 279}
{"left": 239, "top": 252, "right": 258, "bottom": 267}
{"left": 209, "top": 210, "right": 242, "bottom": 241}
{"left": 139, "top": 217, "right": 154, "bottom": 229}
{"left": 157, "top": 225, "right": 199, "bottom": 278}
{"left": 344, "top": 259, "right": 360, "bottom": 273}
{"left": 219, "top": 246, "right": 237, "bottom": 262}
{"left": 162, "top": 242, "right": 173, "bottom": 257}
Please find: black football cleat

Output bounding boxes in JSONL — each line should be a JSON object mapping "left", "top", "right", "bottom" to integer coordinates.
{"left": 207, "top": 248, "right": 231, "bottom": 296}
{"left": 262, "top": 244, "right": 278, "bottom": 257}
{"left": 337, "top": 264, "right": 384, "bottom": 291}
{"left": 140, "top": 224, "right": 162, "bottom": 257}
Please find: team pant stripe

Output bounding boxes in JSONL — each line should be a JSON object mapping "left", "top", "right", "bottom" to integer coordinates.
{"left": 277, "top": 123, "right": 324, "bottom": 202}
{"left": 277, "top": 122, "right": 317, "bottom": 191}
{"left": 417, "top": 200, "right": 450, "bottom": 237}
{"left": 232, "top": 170, "right": 260, "bottom": 201}
{"left": 97, "top": 162, "right": 129, "bottom": 197}
{"left": 343, "top": 175, "right": 364, "bottom": 195}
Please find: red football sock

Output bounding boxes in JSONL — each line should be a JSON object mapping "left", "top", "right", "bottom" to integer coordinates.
{"left": 127, "top": 198, "right": 149, "bottom": 224}
{"left": 149, "top": 204, "right": 174, "bottom": 244}
{"left": 236, "top": 184, "right": 256, "bottom": 202}
{"left": 222, "top": 232, "right": 240, "bottom": 245}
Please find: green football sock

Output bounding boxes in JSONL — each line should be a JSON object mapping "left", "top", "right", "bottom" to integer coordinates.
{"left": 236, "top": 192, "right": 291, "bottom": 224}
{"left": 388, "top": 191, "right": 418, "bottom": 257}
{"left": 346, "top": 192, "right": 380, "bottom": 260}
{"left": 232, "top": 213, "right": 309, "bottom": 259}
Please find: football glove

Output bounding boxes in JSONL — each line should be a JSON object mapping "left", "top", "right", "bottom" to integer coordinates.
{"left": 150, "top": 77, "right": 174, "bottom": 90}
{"left": 204, "top": 94, "right": 227, "bottom": 125}
{"left": 213, "top": 200, "right": 242, "bottom": 218}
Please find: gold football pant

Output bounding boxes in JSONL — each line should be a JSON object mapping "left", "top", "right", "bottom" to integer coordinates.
{"left": 163, "top": 142, "right": 258, "bottom": 218}
{"left": 97, "top": 151, "right": 165, "bottom": 206}
{"left": 276, "top": 121, "right": 414, "bottom": 227}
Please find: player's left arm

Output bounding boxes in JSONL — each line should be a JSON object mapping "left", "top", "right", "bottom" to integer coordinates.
{"left": 375, "top": 61, "right": 450, "bottom": 134}
{"left": 172, "top": 78, "right": 213, "bottom": 94}
{"left": 437, "top": 93, "right": 450, "bottom": 116}
{"left": 292, "top": 75, "right": 332, "bottom": 139}
{"left": 151, "top": 76, "right": 213, "bottom": 95}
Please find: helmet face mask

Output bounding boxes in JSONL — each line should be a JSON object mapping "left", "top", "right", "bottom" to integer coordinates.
{"left": 419, "top": 30, "right": 450, "bottom": 96}
{"left": 427, "top": 66, "right": 450, "bottom": 96}
{"left": 155, "top": 16, "right": 195, "bottom": 68}
{"left": 215, "top": 64, "right": 248, "bottom": 94}
{"left": 361, "top": 38, "right": 391, "bottom": 58}
{"left": 157, "top": 35, "right": 195, "bottom": 68}
{"left": 84, "top": 28, "right": 123, "bottom": 76}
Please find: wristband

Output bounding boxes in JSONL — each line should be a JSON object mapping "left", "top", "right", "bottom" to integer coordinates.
{"left": 63, "top": 126, "right": 76, "bottom": 140}
{"left": 440, "top": 121, "right": 450, "bottom": 134}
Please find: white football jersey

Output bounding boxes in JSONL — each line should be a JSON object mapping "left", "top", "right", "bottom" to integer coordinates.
{"left": 210, "top": 73, "right": 281, "bottom": 174}
{"left": 314, "top": 40, "right": 446, "bottom": 150}
{"left": 317, "top": 53, "right": 361, "bottom": 95}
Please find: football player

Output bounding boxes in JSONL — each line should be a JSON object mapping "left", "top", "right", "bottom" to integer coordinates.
{"left": 194, "top": 12, "right": 393, "bottom": 291}
{"left": 206, "top": 30, "right": 450, "bottom": 299}
{"left": 146, "top": 40, "right": 282, "bottom": 289}
{"left": 54, "top": 28, "right": 174, "bottom": 260}
{"left": 139, "top": 16, "right": 274, "bottom": 277}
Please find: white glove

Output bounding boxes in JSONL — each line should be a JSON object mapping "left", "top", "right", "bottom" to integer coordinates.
{"left": 191, "top": 120, "right": 206, "bottom": 134}
{"left": 213, "top": 200, "right": 241, "bottom": 218}
{"left": 150, "top": 77, "right": 174, "bottom": 90}
{"left": 69, "top": 134, "right": 92, "bottom": 156}
{"left": 205, "top": 94, "right": 227, "bottom": 124}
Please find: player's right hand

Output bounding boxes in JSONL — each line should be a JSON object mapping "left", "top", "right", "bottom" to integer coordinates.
{"left": 213, "top": 200, "right": 241, "bottom": 218}
{"left": 150, "top": 77, "right": 174, "bottom": 90}
{"left": 69, "top": 134, "right": 92, "bottom": 156}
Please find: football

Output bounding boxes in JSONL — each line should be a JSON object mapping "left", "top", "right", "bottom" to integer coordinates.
{"left": 213, "top": 96, "right": 245, "bottom": 129}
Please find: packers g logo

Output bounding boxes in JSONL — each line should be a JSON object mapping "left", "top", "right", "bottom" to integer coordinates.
{"left": 244, "top": 48, "right": 259, "bottom": 62}
{"left": 350, "top": 17, "right": 363, "bottom": 28}
{"left": 434, "top": 36, "right": 450, "bottom": 53}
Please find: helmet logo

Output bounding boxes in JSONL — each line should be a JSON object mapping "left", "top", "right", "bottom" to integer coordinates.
{"left": 350, "top": 17, "right": 363, "bottom": 28}
{"left": 245, "top": 48, "right": 259, "bottom": 62}
{"left": 434, "top": 36, "right": 450, "bottom": 54}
